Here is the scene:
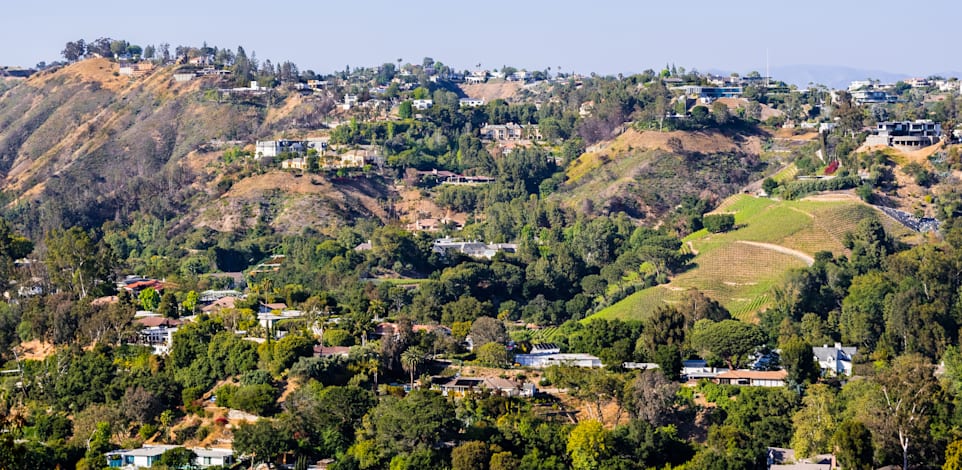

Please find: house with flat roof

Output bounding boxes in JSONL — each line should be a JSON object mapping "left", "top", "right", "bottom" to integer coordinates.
{"left": 515, "top": 352, "right": 602, "bottom": 368}
{"left": 864, "top": 120, "right": 942, "bottom": 148}
{"left": 459, "top": 98, "right": 485, "bottom": 108}
{"left": 107, "top": 445, "right": 233, "bottom": 468}
{"left": 714, "top": 369, "right": 787, "bottom": 387}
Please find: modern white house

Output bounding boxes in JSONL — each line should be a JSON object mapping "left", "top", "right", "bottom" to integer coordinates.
{"left": 412, "top": 99, "right": 434, "bottom": 110}
{"left": 107, "top": 445, "right": 178, "bottom": 468}
{"left": 812, "top": 343, "right": 857, "bottom": 377}
{"left": 864, "top": 120, "right": 942, "bottom": 148}
{"left": 192, "top": 447, "right": 235, "bottom": 468}
{"left": 459, "top": 98, "right": 485, "bottom": 108}
{"left": 514, "top": 352, "right": 602, "bottom": 368}
{"left": 107, "top": 445, "right": 234, "bottom": 468}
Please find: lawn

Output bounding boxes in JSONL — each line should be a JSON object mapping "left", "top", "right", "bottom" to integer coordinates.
{"left": 589, "top": 194, "right": 914, "bottom": 323}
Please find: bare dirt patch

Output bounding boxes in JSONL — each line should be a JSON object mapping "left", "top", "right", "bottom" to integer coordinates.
{"left": 459, "top": 82, "right": 523, "bottom": 101}
{"left": 714, "top": 97, "right": 784, "bottom": 121}
{"left": 16, "top": 340, "right": 55, "bottom": 361}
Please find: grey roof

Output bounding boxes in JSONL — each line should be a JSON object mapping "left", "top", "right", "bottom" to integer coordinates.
{"left": 812, "top": 345, "right": 857, "bottom": 362}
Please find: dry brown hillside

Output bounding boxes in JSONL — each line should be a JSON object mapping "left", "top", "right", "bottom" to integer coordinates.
{"left": 0, "top": 58, "right": 387, "bottom": 236}
{"left": 459, "top": 81, "right": 522, "bottom": 101}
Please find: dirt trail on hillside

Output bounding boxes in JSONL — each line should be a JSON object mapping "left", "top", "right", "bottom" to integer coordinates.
{"left": 736, "top": 241, "right": 814, "bottom": 266}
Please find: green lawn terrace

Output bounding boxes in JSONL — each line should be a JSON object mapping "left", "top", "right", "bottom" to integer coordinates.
{"left": 591, "top": 193, "right": 915, "bottom": 322}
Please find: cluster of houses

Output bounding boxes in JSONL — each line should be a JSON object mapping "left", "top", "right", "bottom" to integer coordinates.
{"left": 848, "top": 77, "right": 961, "bottom": 104}
{"left": 254, "top": 139, "right": 384, "bottom": 170}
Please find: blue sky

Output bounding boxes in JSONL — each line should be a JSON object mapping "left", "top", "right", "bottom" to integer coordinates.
{"left": 1, "top": 0, "right": 958, "bottom": 76}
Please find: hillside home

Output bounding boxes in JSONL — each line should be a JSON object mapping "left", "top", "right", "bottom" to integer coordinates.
{"left": 864, "top": 119, "right": 942, "bottom": 148}
{"left": 435, "top": 376, "right": 533, "bottom": 397}
{"left": 412, "top": 99, "right": 434, "bottom": 110}
{"left": 852, "top": 89, "right": 897, "bottom": 105}
{"left": 514, "top": 352, "right": 603, "bottom": 368}
{"left": 459, "top": 98, "right": 485, "bottom": 108}
{"left": 813, "top": 343, "right": 857, "bottom": 377}
{"left": 713, "top": 369, "right": 787, "bottom": 387}
{"left": 107, "top": 445, "right": 176, "bottom": 468}
{"left": 681, "top": 359, "right": 729, "bottom": 380}
{"left": 480, "top": 123, "right": 521, "bottom": 140}
{"left": 256, "top": 139, "right": 325, "bottom": 158}
{"left": 107, "top": 445, "right": 233, "bottom": 468}
{"left": 118, "top": 61, "right": 155, "bottom": 78}
{"left": 342, "top": 94, "right": 359, "bottom": 110}
{"left": 281, "top": 157, "right": 309, "bottom": 170}
{"left": 674, "top": 85, "right": 743, "bottom": 103}
{"left": 432, "top": 237, "right": 517, "bottom": 259}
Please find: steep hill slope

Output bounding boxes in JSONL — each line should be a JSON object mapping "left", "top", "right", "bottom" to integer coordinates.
{"left": 0, "top": 59, "right": 381, "bottom": 236}
{"left": 590, "top": 193, "right": 915, "bottom": 322}
{"left": 558, "top": 128, "right": 766, "bottom": 220}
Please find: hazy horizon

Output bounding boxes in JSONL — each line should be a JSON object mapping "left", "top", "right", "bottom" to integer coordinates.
{"left": 2, "top": 0, "right": 959, "bottom": 78}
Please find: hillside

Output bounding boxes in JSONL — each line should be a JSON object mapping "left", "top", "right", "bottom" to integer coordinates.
{"left": 589, "top": 193, "right": 916, "bottom": 322}
{"left": 558, "top": 128, "right": 766, "bottom": 220}
{"left": 0, "top": 58, "right": 377, "bottom": 236}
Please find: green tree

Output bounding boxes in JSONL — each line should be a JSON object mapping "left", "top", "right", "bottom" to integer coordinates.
{"left": 475, "top": 342, "right": 509, "bottom": 367}
{"left": 834, "top": 420, "right": 873, "bottom": 470}
{"left": 469, "top": 316, "right": 507, "bottom": 349}
{"left": 780, "top": 337, "right": 820, "bottom": 384}
{"left": 452, "top": 441, "right": 490, "bottom": 470}
{"left": 876, "top": 354, "right": 940, "bottom": 470}
{"left": 762, "top": 178, "right": 778, "bottom": 195}
{"left": 44, "top": 227, "right": 116, "bottom": 299}
{"left": 567, "top": 420, "right": 612, "bottom": 470}
{"left": 400, "top": 347, "right": 425, "bottom": 388}
{"left": 363, "top": 390, "right": 458, "bottom": 457}
{"left": 159, "top": 447, "right": 196, "bottom": 468}
{"left": 791, "top": 384, "right": 838, "bottom": 458}
{"left": 702, "top": 213, "right": 735, "bottom": 233}
{"left": 139, "top": 287, "right": 160, "bottom": 311}
{"left": 157, "top": 291, "right": 179, "bottom": 318}
{"left": 689, "top": 319, "right": 767, "bottom": 369}
{"left": 398, "top": 101, "right": 413, "bottom": 119}
{"left": 183, "top": 290, "right": 199, "bottom": 314}
{"left": 234, "top": 420, "right": 289, "bottom": 468}
{"left": 0, "top": 219, "right": 32, "bottom": 291}
{"left": 945, "top": 439, "right": 962, "bottom": 470}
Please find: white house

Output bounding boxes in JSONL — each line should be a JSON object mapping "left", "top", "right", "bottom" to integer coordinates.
{"left": 514, "top": 352, "right": 602, "bottom": 368}
{"left": 813, "top": 343, "right": 857, "bottom": 377}
{"left": 107, "top": 445, "right": 234, "bottom": 469}
{"left": 107, "top": 445, "right": 178, "bottom": 468}
{"left": 412, "top": 99, "right": 434, "bottom": 110}
{"left": 193, "top": 447, "right": 235, "bottom": 468}
{"left": 459, "top": 98, "right": 485, "bottom": 108}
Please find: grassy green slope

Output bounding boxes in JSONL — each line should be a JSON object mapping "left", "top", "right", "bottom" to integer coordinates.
{"left": 590, "top": 194, "right": 915, "bottom": 322}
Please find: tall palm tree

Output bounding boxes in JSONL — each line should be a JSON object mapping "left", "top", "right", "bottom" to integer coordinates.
{"left": 400, "top": 347, "right": 425, "bottom": 389}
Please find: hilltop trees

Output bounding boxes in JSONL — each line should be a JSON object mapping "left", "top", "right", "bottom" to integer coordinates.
{"left": 43, "top": 227, "right": 117, "bottom": 299}
{"left": 689, "top": 319, "right": 766, "bottom": 368}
